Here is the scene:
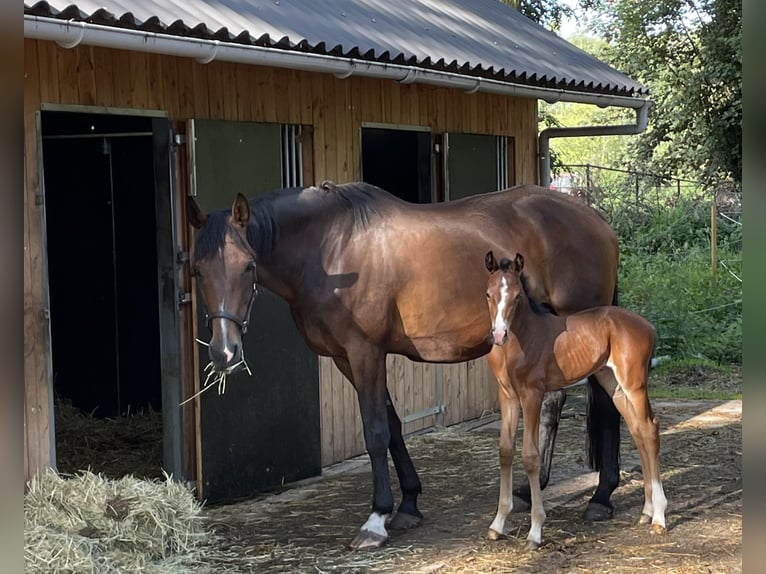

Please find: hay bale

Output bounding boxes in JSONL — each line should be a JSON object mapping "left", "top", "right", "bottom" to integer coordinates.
{"left": 25, "top": 470, "right": 206, "bottom": 574}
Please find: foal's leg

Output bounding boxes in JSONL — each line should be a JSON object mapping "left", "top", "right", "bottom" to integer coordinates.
{"left": 335, "top": 353, "right": 395, "bottom": 549}
{"left": 512, "top": 388, "right": 566, "bottom": 511}
{"left": 487, "top": 354, "right": 520, "bottom": 540}
{"left": 385, "top": 387, "right": 424, "bottom": 530}
{"left": 599, "top": 367, "right": 667, "bottom": 534}
{"left": 519, "top": 388, "right": 547, "bottom": 549}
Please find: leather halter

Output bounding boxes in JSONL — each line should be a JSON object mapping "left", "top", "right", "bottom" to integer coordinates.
{"left": 202, "top": 223, "right": 260, "bottom": 335}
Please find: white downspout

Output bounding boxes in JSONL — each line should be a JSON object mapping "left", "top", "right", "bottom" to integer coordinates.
{"left": 25, "top": 15, "right": 651, "bottom": 111}
{"left": 539, "top": 100, "right": 652, "bottom": 187}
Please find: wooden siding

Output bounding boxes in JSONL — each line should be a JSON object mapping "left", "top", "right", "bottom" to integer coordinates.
{"left": 23, "top": 39, "right": 539, "bottom": 475}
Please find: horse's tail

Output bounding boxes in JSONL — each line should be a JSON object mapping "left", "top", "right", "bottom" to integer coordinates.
{"left": 585, "top": 279, "right": 621, "bottom": 472}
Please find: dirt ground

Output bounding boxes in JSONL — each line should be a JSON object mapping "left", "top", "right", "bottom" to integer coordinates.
{"left": 200, "top": 390, "right": 742, "bottom": 573}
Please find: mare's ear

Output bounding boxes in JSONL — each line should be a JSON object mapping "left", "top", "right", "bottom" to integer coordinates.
{"left": 485, "top": 250, "right": 499, "bottom": 272}
{"left": 231, "top": 193, "right": 250, "bottom": 228}
{"left": 514, "top": 253, "right": 525, "bottom": 273}
{"left": 187, "top": 196, "right": 207, "bottom": 229}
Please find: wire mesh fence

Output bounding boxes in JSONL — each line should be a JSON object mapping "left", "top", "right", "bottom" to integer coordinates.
{"left": 549, "top": 164, "right": 742, "bottom": 364}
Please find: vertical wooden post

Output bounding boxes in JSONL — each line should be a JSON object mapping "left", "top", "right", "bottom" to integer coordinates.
{"left": 711, "top": 202, "right": 718, "bottom": 276}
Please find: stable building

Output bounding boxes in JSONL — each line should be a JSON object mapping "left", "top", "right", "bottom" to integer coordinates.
{"left": 23, "top": 0, "right": 649, "bottom": 501}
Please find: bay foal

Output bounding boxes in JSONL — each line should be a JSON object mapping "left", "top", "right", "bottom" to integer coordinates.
{"left": 484, "top": 251, "right": 667, "bottom": 549}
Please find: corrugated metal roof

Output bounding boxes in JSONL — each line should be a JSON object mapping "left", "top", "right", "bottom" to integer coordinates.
{"left": 24, "top": 0, "right": 648, "bottom": 97}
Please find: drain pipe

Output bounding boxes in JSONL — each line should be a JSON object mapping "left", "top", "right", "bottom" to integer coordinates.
{"left": 25, "top": 15, "right": 650, "bottom": 110}
{"left": 539, "top": 100, "right": 651, "bottom": 188}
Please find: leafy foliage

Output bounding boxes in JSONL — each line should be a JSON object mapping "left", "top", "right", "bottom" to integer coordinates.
{"left": 614, "top": 199, "right": 741, "bottom": 365}
{"left": 589, "top": 0, "right": 742, "bottom": 185}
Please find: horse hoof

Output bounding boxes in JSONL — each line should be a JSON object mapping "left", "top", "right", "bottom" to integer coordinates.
{"left": 638, "top": 514, "right": 652, "bottom": 525}
{"left": 348, "top": 530, "right": 388, "bottom": 550}
{"left": 388, "top": 511, "right": 423, "bottom": 531}
{"left": 511, "top": 494, "right": 531, "bottom": 513}
{"left": 583, "top": 502, "right": 614, "bottom": 522}
{"left": 487, "top": 528, "right": 505, "bottom": 541}
{"left": 651, "top": 524, "right": 667, "bottom": 536}
{"left": 524, "top": 539, "right": 541, "bottom": 551}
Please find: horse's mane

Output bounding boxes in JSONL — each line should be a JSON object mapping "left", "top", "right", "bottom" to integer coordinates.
{"left": 195, "top": 182, "right": 388, "bottom": 260}
{"left": 499, "top": 257, "right": 555, "bottom": 316}
{"left": 520, "top": 273, "right": 555, "bottom": 316}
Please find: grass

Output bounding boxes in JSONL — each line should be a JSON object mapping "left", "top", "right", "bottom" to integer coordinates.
{"left": 647, "top": 359, "right": 741, "bottom": 400}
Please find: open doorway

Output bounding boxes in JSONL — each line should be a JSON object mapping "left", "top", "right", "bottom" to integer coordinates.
{"left": 41, "top": 110, "right": 176, "bottom": 480}
{"left": 361, "top": 126, "right": 432, "bottom": 203}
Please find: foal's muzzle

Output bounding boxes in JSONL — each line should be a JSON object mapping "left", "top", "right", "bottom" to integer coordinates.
{"left": 490, "top": 328, "right": 508, "bottom": 346}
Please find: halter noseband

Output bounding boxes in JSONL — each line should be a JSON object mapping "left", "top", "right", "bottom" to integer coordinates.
{"left": 201, "top": 223, "right": 260, "bottom": 335}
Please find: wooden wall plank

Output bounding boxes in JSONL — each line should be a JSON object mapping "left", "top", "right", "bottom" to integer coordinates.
{"left": 74, "top": 46, "right": 97, "bottom": 107}
{"left": 319, "top": 357, "right": 335, "bottom": 466}
{"left": 206, "top": 63, "right": 225, "bottom": 119}
{"left": 24, "top": 39, "right": 51, "bottom": 478}
{"left": 191, "top": 61, "right": 210, "bottom": 118}
{"left": 56, "top": 45, "right": 79, "bottom": 104}
{"left": 93, "top": 47, "right": 115, "bottom": 107}
{"left": 36, "top": 40, "right": 60, "bottom": 104}
{"left": 145, "top": 49, "right": 164, "bottom": 111}
{"left": 128, "top": 51, "right": 149, "bottom": 109}
{"left": 174, "top": 56, "right": 195, "bottom": 118}
{"left": 111, "top": 49, "right": 133, "bottom": 108}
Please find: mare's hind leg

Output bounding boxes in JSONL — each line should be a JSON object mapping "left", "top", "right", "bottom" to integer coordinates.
{"left": 512, "top": 388, "right": 566, "bottom": 511}
{"left": 385, "top": 388, "right": 424, "bottom": 531}
{"left": 584, "top": 376, "right": 622, "bottom": 521}
{"left": 596, "top": 368, "right": 667, "bottom": 534}
{"left": 487, "top": 347, "right": 520, "bottom": 540}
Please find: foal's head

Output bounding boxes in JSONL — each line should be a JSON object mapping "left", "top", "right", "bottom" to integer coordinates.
{"left": 188, "top": 193, "right": 258, "bottom": 373}
{"left": 484, "top": 250, "right": 525, "bottom": 346}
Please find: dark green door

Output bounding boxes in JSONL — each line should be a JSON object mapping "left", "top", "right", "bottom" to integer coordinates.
{"left": 189, "top": 119, "right": 320, "bottom": 503}
{"left": 446, "top": 133, "right": 505, "bottom": 200}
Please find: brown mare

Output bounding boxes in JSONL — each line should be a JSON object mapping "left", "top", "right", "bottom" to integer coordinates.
{"left": 186, "top": 181, "right": 620, "bottom": 549}
{"left": 484, "top": 251, "right": 667, "bottom": 549}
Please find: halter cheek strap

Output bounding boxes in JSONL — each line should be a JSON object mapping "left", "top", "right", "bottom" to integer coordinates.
{"left": 201, "top": 223, "right": 260, "bottom": 335}
{"left": 204, "top": 266, "right": 258, "bottom": 335}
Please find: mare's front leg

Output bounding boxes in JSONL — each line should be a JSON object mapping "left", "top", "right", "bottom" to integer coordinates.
{"left": 487, "top": 346, "right": 520, "bottom": 540}
{"left": 336, "top": 353, "right": 395, "bottom": 549}
{"left": 385, "top": 387, "right": 424, "bottom": 530}
{"left": 512, "top": 388, "right": 566, "bottom": 510}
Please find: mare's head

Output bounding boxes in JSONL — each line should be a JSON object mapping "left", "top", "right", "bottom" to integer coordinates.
{"left": 188, "top": 193, "right": 258, "bottom": 373}
{"left": 484, "top": 250, "right": 525, "bottom": 346}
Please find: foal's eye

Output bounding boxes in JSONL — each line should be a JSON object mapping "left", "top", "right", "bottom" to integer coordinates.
{"left": 485, "top": 292, "right": 490, "bottom": 300}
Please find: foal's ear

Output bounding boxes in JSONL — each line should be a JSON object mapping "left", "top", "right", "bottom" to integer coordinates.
{"left": 513, "top": 253, "right": 525, "bottom": 272}
{"left": 231, "top": 193, "right": 251, "bottom": 228}
{"left": 187, "top": 196, "right": 207, "bottom": 229}
{"left": 485, "top": 250, "right": 499, "bottom": 272}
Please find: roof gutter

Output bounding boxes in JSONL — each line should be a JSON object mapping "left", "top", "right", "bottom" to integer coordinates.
{"left": 539, "top": 100, "right": 651, "bottom": 187}
{"left": 25, "top": 15, "right": 650, "bottom": 111}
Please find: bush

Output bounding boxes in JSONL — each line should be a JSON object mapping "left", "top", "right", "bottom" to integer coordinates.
{"left": 614, "top": 201, "right": 741, "bottom": 366}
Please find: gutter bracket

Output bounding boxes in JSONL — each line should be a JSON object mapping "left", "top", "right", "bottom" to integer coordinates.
{"left": 56, "top": 19, "right": 85, "bottom": 49}
{"left": 196, "top": 40, "right": 220, "bottom": 64}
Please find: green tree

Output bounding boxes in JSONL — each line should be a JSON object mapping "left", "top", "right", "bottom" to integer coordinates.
{"left": 591, "top": 0, "right": 742, "bottom": 185}
{"left": 499, "top": 0, "right": 574, "bottom": 29}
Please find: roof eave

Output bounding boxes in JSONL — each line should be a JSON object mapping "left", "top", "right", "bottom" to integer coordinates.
{"left": 24, "top": 14, "right": 650, "bottom": 109}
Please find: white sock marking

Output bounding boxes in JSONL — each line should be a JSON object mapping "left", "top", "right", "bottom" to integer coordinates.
{"left": 361, "top": 511, "right": 389, "bottom": 537}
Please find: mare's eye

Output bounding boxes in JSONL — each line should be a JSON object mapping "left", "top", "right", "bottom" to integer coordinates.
{"left": 245, "top": 261, "right": 256, "bottom": 272}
